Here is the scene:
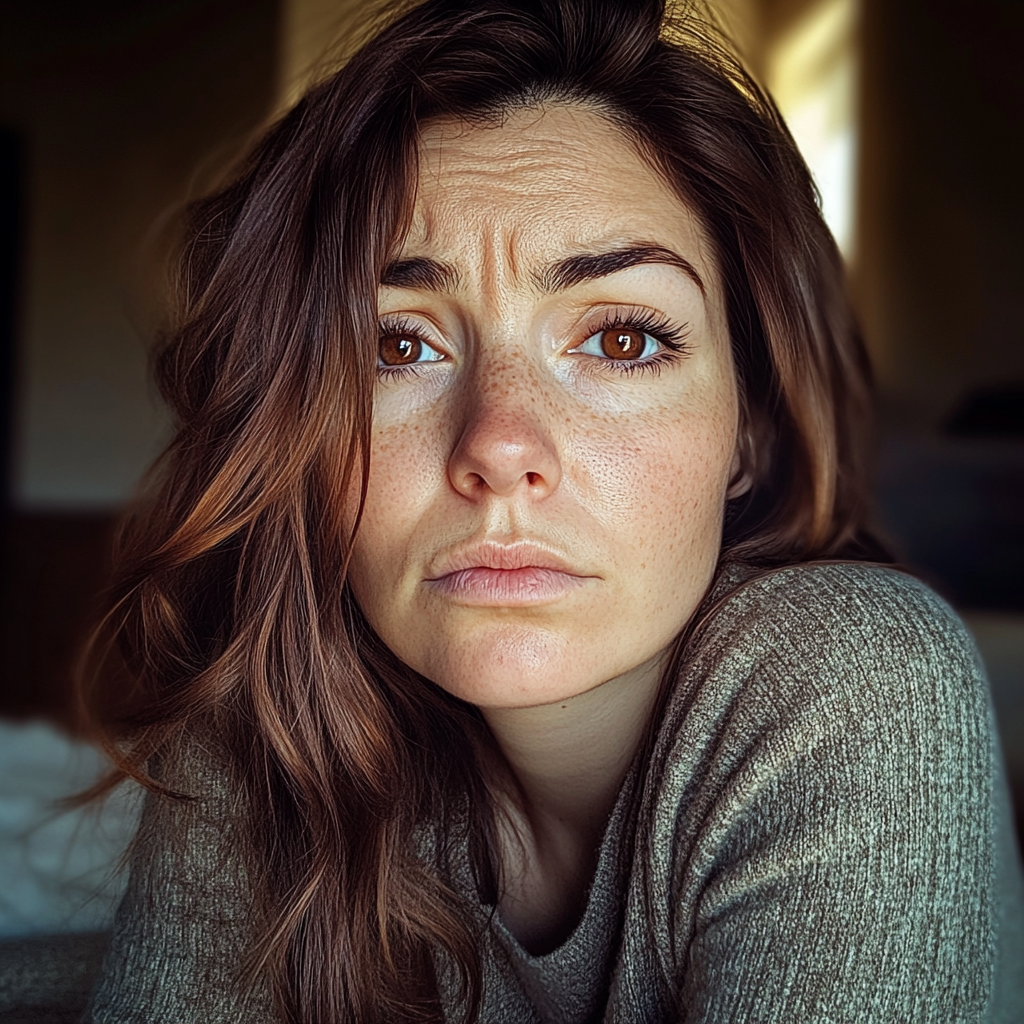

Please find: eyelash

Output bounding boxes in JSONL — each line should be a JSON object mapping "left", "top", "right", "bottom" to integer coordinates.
{"left": 577, "top": 307, "right": 691, "bottom": 377}
{"left": 374, "top": 308, "right": 691, "bottom": 380}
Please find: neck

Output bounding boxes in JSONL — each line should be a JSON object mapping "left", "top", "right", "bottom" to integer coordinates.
{"left": 480, "top": 651, "right": 668, "bottom": 952}
{"left": 482, "top": 649, "right": 667, "bottom": 848}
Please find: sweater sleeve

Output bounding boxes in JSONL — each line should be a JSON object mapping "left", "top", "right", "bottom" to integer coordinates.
{"left": 85, "top": 733, "right": 278, "bottom": 1024}
{"left": 667, "top": 565, "right": 1020, "bottom": 1023}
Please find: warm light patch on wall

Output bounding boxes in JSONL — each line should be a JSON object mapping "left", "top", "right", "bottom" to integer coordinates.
{"left": 766, "top": 0, "right": 858, "bottom": 259}
{"left": 276, "top": 0, "right": 365, "bottom": 112}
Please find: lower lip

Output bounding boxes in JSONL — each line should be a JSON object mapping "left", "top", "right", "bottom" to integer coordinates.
{"left": 427, "top": 567, "right": 589, "bottom": 605}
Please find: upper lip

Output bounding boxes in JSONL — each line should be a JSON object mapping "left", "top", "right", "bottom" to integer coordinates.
{"left": 426, "top": 540, "right": 588, "bottom": 580}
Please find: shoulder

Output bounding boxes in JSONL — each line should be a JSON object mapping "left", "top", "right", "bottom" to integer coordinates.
{"left": 707, "top": 560, "right": 969, "bottom": 648}
{"left": 651, "top": 561, "right": 995, "bottom": 820}
{"left": 690, "top": 561, "right": 985, "bottom": 711}
{"left": 647, "top": 560, "right": 999, "bottom": 889}
{"left": 634, "top": 562, "right": 1011, "bottom": 1020}
{"left": 135, "top": 727, "right": 245, "bottom": 843}
{"left": 120, "top": 726, "right": 253, "bottom": 926}
{"left": 88, "top": 729, "right": 269, "bottom": 1022}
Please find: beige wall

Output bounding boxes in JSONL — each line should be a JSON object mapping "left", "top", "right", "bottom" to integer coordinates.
{"left": 713, "top": 0, "right": 1024, "bottom": 431}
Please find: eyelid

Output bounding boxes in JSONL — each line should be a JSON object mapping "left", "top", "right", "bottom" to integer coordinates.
{"left": 378, "top": 312, "right": 443, "bottom": 340}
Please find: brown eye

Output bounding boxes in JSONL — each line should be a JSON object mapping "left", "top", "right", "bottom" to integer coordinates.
{"left": 379, "top": 333, "right": 422, "bottom": 366}
{"left": 600, "top": 329, "right": 647, "bottom": 360}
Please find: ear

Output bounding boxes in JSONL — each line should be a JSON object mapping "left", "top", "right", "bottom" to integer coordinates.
{"left": 725, "top": 428, "right": 754, "bottom": 500}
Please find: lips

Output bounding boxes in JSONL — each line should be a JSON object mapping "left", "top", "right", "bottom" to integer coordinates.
{"left": 428, "top": 540, "right": 581, "bottom": 577}
{"left": 425, "top": 541, "right": 594, "bottom": 606}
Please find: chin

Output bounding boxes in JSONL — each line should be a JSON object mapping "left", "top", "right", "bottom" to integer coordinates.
{"left": 420, "top": 623, "right": 602, "bottom": 709}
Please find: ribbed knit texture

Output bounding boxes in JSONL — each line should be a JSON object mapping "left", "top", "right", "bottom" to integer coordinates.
{"left": 85, "top": 563, "right": 1024, "bottom": 1022}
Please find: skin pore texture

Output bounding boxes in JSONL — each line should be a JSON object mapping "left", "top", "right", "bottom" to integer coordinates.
{"left": 347, "top": 103, "right": 741, "bottom": 953}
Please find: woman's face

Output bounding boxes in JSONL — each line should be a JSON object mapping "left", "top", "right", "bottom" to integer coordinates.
{"left": 348, "top": 104, "right": 739, "bottom": 710}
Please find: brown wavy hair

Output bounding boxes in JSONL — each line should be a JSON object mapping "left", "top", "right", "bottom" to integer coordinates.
{"left": 80, "top": 0, "right": 888, "bottom": 1020}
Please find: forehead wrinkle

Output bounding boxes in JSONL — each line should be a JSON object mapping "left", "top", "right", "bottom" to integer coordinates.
{"left": 470, "top": 220, "right": 528, "bottom": 317}
{"left": 501, "top": 221, "right": 527, "bottom": 286}
{"left": 408, "top": 107, "right": 715, "bottom": 308}
{"left": 419, "top": 116, "right": 592, "bottom": 203}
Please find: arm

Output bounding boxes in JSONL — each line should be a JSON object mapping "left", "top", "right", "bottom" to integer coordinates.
{"left": 86, "top": 733, "right": 278, "bottom": 1024}
{"left": 670, "top": 566, "right": 1021, "bottom": 1023}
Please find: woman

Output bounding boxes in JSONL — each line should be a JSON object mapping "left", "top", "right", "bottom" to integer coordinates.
{"left": 83, "top": 0, "right": 1024, "bottom": 1021}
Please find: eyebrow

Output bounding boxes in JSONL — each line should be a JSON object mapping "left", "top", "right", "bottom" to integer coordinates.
{"left": 380, "top": 243, "right": 705, "bottom": 296}
{"left": 380, "top": 257, "right": 461, "bottom": 292}
{"left": 538, "top": 244, "right": 706, "bottom": 296}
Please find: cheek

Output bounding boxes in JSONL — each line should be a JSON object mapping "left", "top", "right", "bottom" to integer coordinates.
{"left": 363, "top": 422, "right": 432, "bottom": 524}
{"left": 347, "top": 415, "right": 446, "bottom": 607}
{"left": 572, "top": 408, "right": 735, "bottom": 547}
{"left": 565, "top": 395, "right": 737, "bottom": 641}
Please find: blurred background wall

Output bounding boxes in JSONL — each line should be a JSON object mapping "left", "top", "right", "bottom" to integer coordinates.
{"left": 0, "top": 0, "right": 1022, "bottom": 816}
{"left": 0, "top": 0, "right": 278, "bottom": 719}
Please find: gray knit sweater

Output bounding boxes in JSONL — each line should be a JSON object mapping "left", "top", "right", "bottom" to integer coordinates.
{"left": 86, "top": 563, "right": 1024, "bottom": 1022}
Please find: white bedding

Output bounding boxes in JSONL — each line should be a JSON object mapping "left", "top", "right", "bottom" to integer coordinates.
{"left": 0, "top": 720, "right": 140, "bottom": 938}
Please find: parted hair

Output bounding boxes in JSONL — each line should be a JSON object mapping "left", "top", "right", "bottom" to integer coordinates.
{"left": 81, "top": 1, "right": 886, "bottom": 1021}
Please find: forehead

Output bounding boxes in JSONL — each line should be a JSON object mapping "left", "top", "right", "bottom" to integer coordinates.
{"left": 402, "top": 104, "right": 715, "bottom": 277}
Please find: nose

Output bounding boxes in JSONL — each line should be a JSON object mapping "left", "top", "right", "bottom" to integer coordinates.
{"left": 447, "top": 389, "right": 562, "bottom": 501}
